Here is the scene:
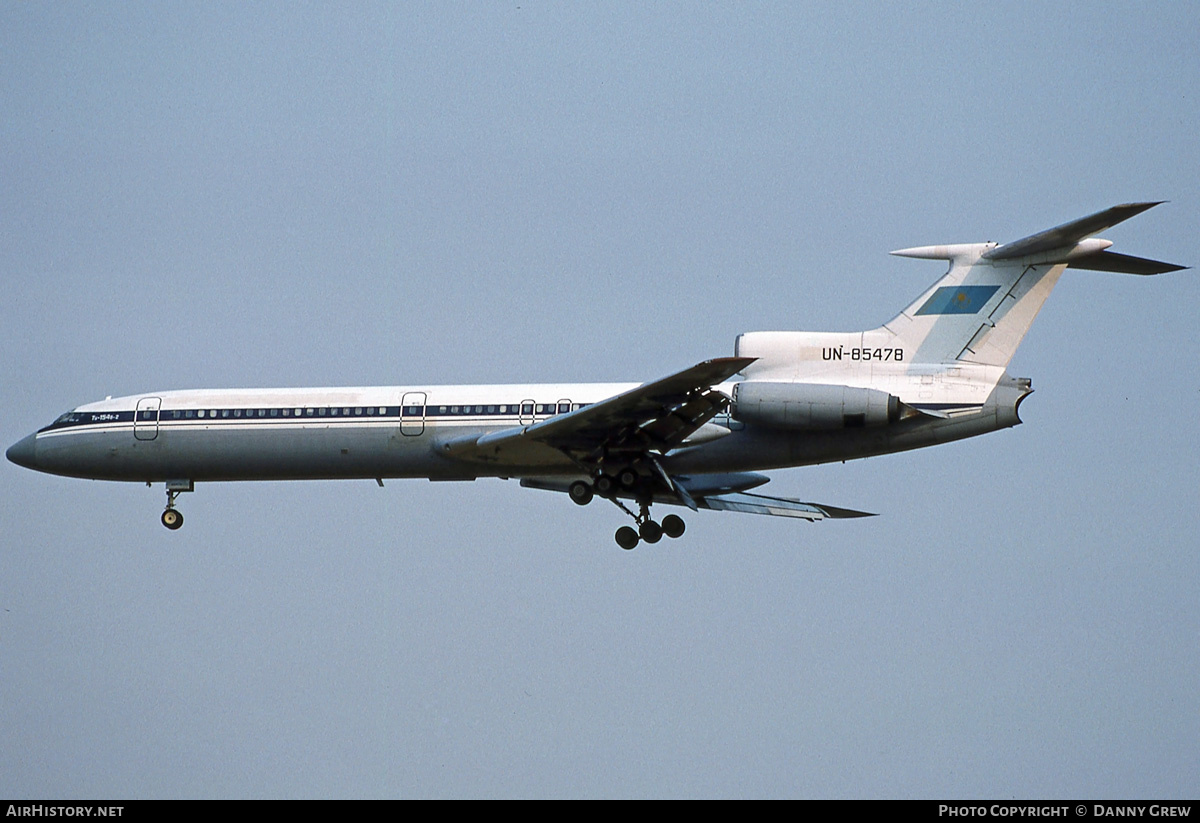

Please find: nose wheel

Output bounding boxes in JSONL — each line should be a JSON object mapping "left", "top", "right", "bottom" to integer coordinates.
{"left": 161, "top": 508, "right": 183, "bottom": 530}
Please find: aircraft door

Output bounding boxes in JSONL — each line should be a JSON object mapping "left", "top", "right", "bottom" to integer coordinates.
{"left": 519, "top": 399, "right": 535, "bottom": 426}
{"left": 401, "top": 391, "right": 426, "bottom": 436}
{"left": 134, "top": 397, "right": 161, "bottom": 441}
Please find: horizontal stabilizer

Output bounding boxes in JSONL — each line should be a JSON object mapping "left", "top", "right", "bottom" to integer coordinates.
{"left": 1066, "top": 249, "right": 1188, "bottom": 275}
{"left": 984, "top": 202, "right": 1164, "bottom": 260}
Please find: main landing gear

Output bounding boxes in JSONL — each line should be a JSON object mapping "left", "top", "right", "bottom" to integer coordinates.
{"left": 159, "top": 480, "right": 193, "bottom": 530}
{"left": 569, "top": 475, "right": 687, "bottom": 550}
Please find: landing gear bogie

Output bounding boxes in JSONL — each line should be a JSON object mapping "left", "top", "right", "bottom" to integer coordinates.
{"left": 615, "top": 526, "right": 639, "bottom": 550}
{"left": 661, "top": 514, "right": 685, "bottom": 539}
{"left": 568, "top": 480, "right": 594, "bottom": 506}
{"left": 639, "top": 520, "right": 663, "bottom": 544}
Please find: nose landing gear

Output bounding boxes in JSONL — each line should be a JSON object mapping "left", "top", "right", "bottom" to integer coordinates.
{"left": 159, "top": 480, "right": 193, "bottom": 530}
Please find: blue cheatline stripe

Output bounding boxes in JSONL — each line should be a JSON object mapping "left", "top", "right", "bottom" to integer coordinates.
{"left": 914, "top": 285, "right": 1001, "bottom": 315}
{"left": 37, "top": 400, "right": 588, "bottom": 433}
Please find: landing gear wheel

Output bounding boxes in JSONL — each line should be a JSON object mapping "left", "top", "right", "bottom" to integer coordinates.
{"left": 568, "top": 481, "right": 594, "bottom": 506}
{"left": 639, "top": 520, "right": 663, "bottom": 544}
{"left": 594, "top": 474, "right": 616, "bottom": 497}
{"left": 618, "top": 468, "right": 638, "bottom": 489}
{"left": 161, "top": 509, "right": 183, "bottom": 530}
{"left": 661, "top": 514, "right": 686, "bottom": 539}
{"left": 615, "top": 526, "right": 640, "bottom": 550}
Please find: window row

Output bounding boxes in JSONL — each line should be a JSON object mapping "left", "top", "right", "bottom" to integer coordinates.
{"left": 134, "top": 402, "right": 590, "bottom": 422}
{"left": 159, "top": 406, "right": 395, "bottom": 420}
{"left": 423, "top": 402, "right": 583, "bottom": 417}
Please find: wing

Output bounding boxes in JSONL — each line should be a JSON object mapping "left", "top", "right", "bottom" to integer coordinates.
{"left": 440, "top": 357, "right": 754, "bottom": 468}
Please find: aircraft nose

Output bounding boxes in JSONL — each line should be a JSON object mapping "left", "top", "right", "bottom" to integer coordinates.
{"left": 6, "top": 434, "right": 38, "bottom": 470}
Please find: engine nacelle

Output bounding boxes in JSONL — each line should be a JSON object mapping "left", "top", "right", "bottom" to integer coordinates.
{"left": 732, "top": 382, "right": 901, "bottom": 430}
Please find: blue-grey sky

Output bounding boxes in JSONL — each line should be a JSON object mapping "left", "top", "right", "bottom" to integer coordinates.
{"left": 2, "top": 2, "right": 1197, "bottom": 798}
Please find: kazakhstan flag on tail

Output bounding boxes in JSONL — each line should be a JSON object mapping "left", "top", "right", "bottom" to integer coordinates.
{"left": 914, "top": 285, "right": 1000, "bottom": 315}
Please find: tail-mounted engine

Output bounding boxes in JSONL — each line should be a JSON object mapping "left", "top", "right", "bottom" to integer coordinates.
{"left": 732, "top": 382, "right": 902, "bottom": 430}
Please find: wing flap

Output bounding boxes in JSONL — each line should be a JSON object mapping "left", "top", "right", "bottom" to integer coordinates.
{"left": 696, "top": 491, "right": 875, "bottom": 520}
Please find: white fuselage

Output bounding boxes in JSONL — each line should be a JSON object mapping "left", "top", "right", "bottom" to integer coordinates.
{"left": 12, "top": 376, "right": 1026, "bottom": 485}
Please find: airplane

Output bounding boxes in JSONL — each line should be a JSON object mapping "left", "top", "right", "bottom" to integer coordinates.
{"left": 7, "top": 203, "right": 1185, "bottom": 549}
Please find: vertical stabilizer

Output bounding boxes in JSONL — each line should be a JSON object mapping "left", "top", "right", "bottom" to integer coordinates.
{"left": 882, "top": 249, "right": 1066, "bottom": 368}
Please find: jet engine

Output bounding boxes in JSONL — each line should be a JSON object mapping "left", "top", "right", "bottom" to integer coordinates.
{"left": 732, "top": 382, "right": 901, "bottom": 430}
